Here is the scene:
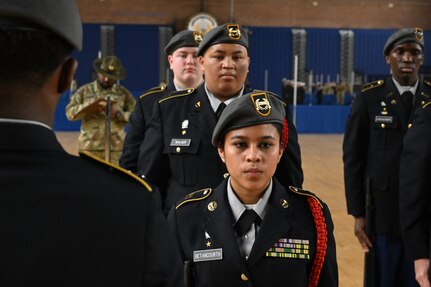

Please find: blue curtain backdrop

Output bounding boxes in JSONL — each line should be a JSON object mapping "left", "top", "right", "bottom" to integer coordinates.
{"left": 248, "top": 27, "right": 293, "bottom": 95}
{"left": 306, "top": 28, "right": 341, "bottom": 84}
{"left": 115, "top": 24, "right": 161, "bottom": 94}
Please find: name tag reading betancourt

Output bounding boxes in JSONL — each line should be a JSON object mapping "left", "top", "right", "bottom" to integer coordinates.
{"left": 193, "top": 248, "right": 223, "bottom": 262}
{"left": 170, "top": 138, "right": 191, "bottom": 147}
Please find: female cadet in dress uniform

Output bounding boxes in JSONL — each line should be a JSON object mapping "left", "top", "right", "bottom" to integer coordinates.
{"left": 168, "top": 91, "right": 338, "bottom": 286}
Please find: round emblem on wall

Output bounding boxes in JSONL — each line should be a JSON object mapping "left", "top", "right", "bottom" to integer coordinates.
{"left": 188, "top": 13, "right": 218, "bottom": 35}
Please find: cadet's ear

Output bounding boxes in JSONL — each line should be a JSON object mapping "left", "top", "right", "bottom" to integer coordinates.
{"left": 217, "top": 144, "right": 226, "bottom": 163}
{"left": 198, "top": 56, "right": 205, "bottom": 72}
{"left": 277, "top": 143, "right": 283, "bottom": 163}
{"left": 385, "top": 55, "right": 391, "bottom": 64}
{"left": 57, "top": 58, "right": 78, "bottom": 94}
{"left": 167, "top": 54, "right": 174, "bottom": 68}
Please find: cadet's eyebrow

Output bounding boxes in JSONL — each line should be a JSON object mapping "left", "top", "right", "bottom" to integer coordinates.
{"left": 229, "top": 135, "right": 276, "bottom": 140}
{"left": 212, "top": 49, "right": 245, "bottom": 55}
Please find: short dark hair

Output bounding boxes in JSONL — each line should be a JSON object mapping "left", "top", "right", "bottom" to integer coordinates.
{"left": 0, "top": 28, "right": 73, "bottom": 89}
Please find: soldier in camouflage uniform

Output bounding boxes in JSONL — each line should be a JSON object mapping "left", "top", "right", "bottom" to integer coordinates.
{"left": 66, "top": 55, "right": 135, "bottom": 165}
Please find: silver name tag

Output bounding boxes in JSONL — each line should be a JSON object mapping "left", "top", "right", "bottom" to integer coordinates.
{"left": 193, "top": 248, "right": 223, "bottom": 262}
{"left": 170, "top": 138, "right": 191, "bottom": 146}
{"left": 375, "top": 116, "right": 393, "bottom": 124}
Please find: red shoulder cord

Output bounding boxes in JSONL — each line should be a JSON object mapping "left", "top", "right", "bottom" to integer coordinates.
{"left": 307, "top": 197, "right": 328, "bottom": 287}
{"left": 282, "top": 118, "right": 288, "bottom": 152}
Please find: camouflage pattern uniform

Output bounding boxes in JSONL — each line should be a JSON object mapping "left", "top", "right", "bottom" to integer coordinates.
{"left": 336, "top": 82, "right": 349, "bottom": 105}
{"left": 66, "top": 80, "right": 135, "bottom": 165}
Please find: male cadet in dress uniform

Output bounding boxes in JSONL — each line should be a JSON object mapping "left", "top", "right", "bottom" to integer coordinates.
{"left": 343, "top": 28, "right": 429, "bottom": 286}
{"left": 66, "top": 55, "right": 135, "bottom": 165}
{"left": 138, "top": 23, "right": 303, "bottom": 214}
{"left": 168, "top": 91, "right": 338, "bottom": 287}
{"left": 400, "top": 101, "right": 431, "bottom": 287}
{"left": 0, "top": 1, "right": 181, "bottom": 286}
{"left": 120, "top": 29, "right": 203, "bottom": 172}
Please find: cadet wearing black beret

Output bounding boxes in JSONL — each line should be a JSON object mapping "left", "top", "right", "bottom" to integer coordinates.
{"left": 120, "top": 29, "right": 204, "bottom": 172}
{"left": 211, "top": 91, "right": 285, "bottom": 146}
{"left": 164, "top": 29, "right": 203, "bottom": 55}
{"left": 137, "top": 23, "right": 304, "bottom": 215}
{"left": 197, "top": 23, "right": 249, "bottom": 56}
{"left": 0, "top": 1, "right": 182, "bottom": 286}
{"left": 343, "top": 27, "right": 429, "bottom": 286}
{"left": 168, "top": 91, "right": 338, "bottom": 287}
{"left": 383, "top": 27, "right": 424, "bottom": 56}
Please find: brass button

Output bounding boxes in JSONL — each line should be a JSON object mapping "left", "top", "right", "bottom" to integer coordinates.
{"left": 381, "top": 123, "right": 386, "bottom": 128}
{"left": 240, "top": 274, "right": 248, "bottom": 281}
{"left": 408, "top": 123, "right": 412, "bottom": 128}
{"left": 176, "top": 147, "right": 181, "bottom": 153}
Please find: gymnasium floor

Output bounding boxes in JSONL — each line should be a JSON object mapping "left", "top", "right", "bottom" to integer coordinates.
{"left": 56, "top": 132, "right": 364, "bottom": 287}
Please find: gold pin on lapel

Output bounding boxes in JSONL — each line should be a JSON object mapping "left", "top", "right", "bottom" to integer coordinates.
{"left": 207, "top": 201, "right": 217, "bottom": 211}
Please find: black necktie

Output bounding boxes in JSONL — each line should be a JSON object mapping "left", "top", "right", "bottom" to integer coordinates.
{"left": 215, "top": 102, "right": 226, "bottom": 120}
{"left": 234, "top": 209, "right": 262, "bottom": 237}
{"left": 401, "top": 91, "right": 413, "bottom": 112}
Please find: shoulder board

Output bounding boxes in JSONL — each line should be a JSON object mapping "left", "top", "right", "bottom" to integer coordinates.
{"left": 159, "top": 88, "right": 194, "bottom": 104}
{"left": 423, "top": 101, "right": 431, "bottom": 109}
{"left": 79, "top": 151, "right": 152, "bottom": 192}
{"left": 425, "top": 81, "right": 431, "bottom": 88}
{"left": 289, "top": 186, "right": 323, "bottom": 208}
{"left": 139, "top": 84, "right": 167, "bottom": 99}
{"left": 361, "top": 80, "right": 384, "bottom": 93}
{"left": 176, "top": 188, "right": 212, "bottom": 209}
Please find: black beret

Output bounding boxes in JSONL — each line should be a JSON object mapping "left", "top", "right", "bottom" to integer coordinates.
{"left": 383, "top": 28, "right": 424, "bottom": 56}
{"left": 212, "top": 91, "right": 285, "bottom": 146}
{"left": 93, "top": 56, "right": 127, "bottom": 80}
{"left": 0, "top": 0, "right": 82, "bottom": 51}
{"left": 164, "top": 30, "right": 203, "bottom": 55}
{"left": 197, "top": 23, "right": 249, "bottom": 56}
